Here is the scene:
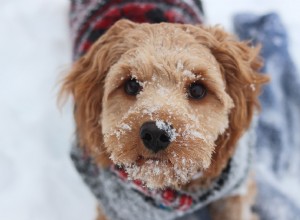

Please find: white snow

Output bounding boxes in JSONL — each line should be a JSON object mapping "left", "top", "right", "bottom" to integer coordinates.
{"left": 120, "top": 123, "right": 132, "bottom": 131}
{"left": 183, "top": 69, "right": 196, "bottom": 79}
{"left": 0, "top": 0, "right": 299, "bottom": 220}
{"left": 155, "top": 120, "right": 178, "bottom": 141}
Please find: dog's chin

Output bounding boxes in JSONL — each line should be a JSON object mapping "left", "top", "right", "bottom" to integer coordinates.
{"left": 122, "top": 156, "right": 200, "bottom": 189}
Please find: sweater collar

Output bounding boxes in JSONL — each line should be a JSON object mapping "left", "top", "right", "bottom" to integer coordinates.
{"left": 110, "top": 159, "right": 234, "bottom": 212}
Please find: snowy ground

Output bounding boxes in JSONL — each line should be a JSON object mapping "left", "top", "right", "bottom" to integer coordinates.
{"left": 0, "top": 0, "right": 299, "bottom": 220}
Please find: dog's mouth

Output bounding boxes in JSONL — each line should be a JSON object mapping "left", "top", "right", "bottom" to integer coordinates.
{"left": 112, "top": 152, "right": 202, "bottom": 189}
{"left": 119, "top": 155, "right": 181, "bottom": 189}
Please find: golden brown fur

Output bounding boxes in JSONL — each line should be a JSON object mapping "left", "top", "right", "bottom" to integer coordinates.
{"left": 60, "top": 19, "right": 269, "bottom": 219}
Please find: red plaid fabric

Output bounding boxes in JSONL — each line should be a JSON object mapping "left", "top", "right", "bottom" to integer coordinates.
{"left": 70, "top": 0, "right": 204, "bottom": 60}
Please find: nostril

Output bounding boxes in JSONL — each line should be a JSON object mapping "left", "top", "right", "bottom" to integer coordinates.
{"left": 159, "top": 133, "right": 170, "bottom": 143}
{"left": 140, "top": 121, "right": 172, "bottom": 153}
{"left": 142, "top": 133, "right": 152, "bottom": 142}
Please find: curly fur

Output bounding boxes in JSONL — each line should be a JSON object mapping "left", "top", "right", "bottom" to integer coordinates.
{"left": 60, "top": 19, "right": 269, "bottom": 219}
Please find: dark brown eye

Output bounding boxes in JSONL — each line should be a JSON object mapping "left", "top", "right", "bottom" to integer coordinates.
{"left": 124, "top": 78, "right": 142, "bottom": 96}
{"left": 188, "top": 83, "right": 207, "bottom": 99}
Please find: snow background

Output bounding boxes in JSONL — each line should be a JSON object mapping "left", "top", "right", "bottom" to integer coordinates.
{"left": 0, "top": 0, "right": 299, "bottom": 219}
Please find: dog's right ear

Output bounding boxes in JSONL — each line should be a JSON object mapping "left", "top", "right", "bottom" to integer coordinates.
{"left": 59, "top": 19, "right": 137, "bottom": 161}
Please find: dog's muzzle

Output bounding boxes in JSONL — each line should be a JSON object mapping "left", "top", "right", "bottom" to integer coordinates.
{"left": 140, "top": 121, "right": 171, "bottom": 153}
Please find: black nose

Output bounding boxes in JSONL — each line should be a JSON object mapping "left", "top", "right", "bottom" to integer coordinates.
{"left": 140, "top": 121, "right": 171, "bottom": 153}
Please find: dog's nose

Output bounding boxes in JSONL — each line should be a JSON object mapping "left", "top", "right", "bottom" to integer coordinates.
{"left": 140, "top": 121, "right": 171, "bottom": 153}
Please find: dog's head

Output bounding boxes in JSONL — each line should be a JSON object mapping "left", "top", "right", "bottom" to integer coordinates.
{"left": 61, "top": 20, "right": 268, "bottom": 189}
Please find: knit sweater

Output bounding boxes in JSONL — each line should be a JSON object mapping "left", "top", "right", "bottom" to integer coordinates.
{"left": 69, "top": 0, "right": 204, "bottom": 60}
{"left": 71, "top": 128, "right": 253, "bottom": 220}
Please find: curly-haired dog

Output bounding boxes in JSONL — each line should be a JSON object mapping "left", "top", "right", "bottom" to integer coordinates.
{"left": 61, "top": 20, "right": 268, "bottom": 220}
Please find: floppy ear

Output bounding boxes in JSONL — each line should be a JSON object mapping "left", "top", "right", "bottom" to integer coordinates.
{"left": 60, "top": 19, "right": 137, "bottom": 163}
{"left": 193, "top": 26, "right": 269, "bottom": 177}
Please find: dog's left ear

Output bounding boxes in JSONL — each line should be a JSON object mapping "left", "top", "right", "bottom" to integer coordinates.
{"left": 212, "top": 26, "right": 269, "bottom": 168}
{"left": 59, "top": 19, "right": 137, "bottom": 164}
{"left": 205, "top": 26, "right": 269, "bottom": 132}
{"left": 191, "top": 25, "right": 269, "bottom": 177}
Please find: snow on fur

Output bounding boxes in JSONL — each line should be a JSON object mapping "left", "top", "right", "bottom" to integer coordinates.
{"left": 155, "top": 120, "right": 178, "bottom": 142}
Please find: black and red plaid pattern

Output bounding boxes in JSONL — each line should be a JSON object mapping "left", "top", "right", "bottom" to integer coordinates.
{"left": 70, "top": 0, "right": 204, "bottom": 60}
{"left": 111, "top": 165, "right": 194, "bottom": 211}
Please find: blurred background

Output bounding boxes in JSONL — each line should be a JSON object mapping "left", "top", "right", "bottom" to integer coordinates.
{"left": 0, "top": 0, "right": 299, "bottom": 219}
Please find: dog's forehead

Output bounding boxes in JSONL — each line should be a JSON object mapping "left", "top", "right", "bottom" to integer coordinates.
{"left": 105, "top": 25, "right": 227, "bottom": 94}
{"left": 132, "top": 43, "right": 219, "bottom": 72}
{"left": 133, "top": 26, "right": 219, "bottom": 66}
{"left": 117, "top": 43, "right": 224, "bottom": 87}
{"left": 121, "top": 23, "right": 220, "bottom": 67}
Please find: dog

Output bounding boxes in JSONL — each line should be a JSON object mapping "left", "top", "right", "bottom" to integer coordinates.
{"left": 61, "top": 0, "right": 268, "bottom": 220}
{"left": 60, "top": 18, "right": 269, "bottom": 220}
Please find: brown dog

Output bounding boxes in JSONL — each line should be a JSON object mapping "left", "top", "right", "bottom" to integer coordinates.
{"left": 61, "top": 19, "right": 268, "bottom": 220}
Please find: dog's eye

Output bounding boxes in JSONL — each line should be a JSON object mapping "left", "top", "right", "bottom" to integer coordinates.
{"left": 124, "top": 78, "right": 142, "bottom": 96}
{"left": 188, "top": 83, "right": 207, "bottom": 99}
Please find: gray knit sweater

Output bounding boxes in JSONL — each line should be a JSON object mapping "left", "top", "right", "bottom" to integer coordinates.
{"left": 71, "top": 128, "right": 253, "bottom": 220}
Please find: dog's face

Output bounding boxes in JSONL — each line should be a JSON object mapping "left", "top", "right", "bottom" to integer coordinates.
{"left": 61, "top": 20, "right": 268, "bottom": 189}
{"left": 101, "top": 32, "right": 234, "bottom": 188}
